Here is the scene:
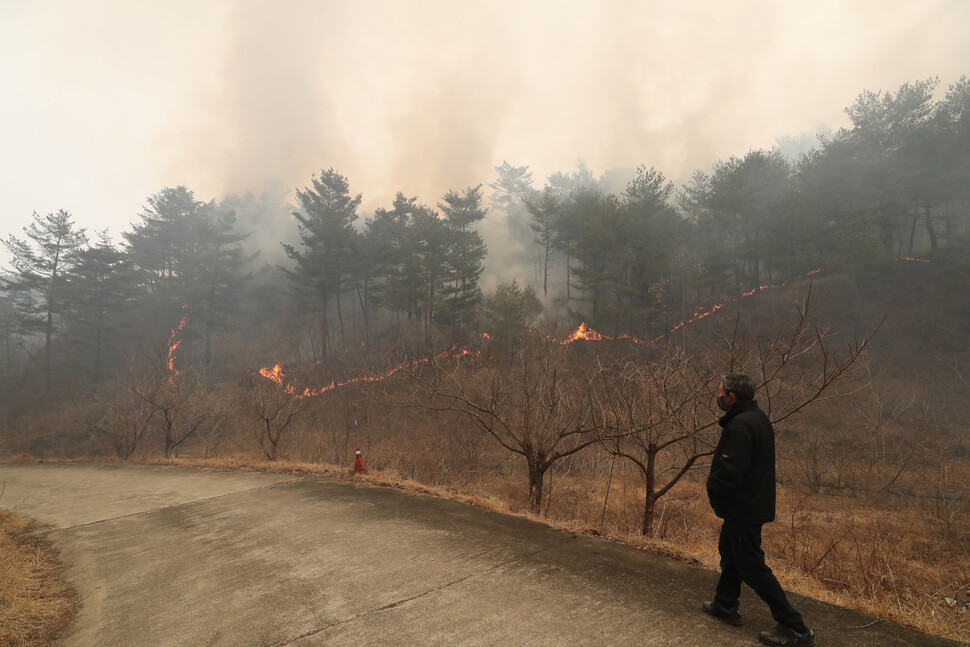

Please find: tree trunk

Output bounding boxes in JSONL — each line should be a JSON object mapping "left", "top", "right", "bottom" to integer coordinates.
{"left": 527, "top": 459, "right": 545, "bottom": 514}
{"left": 45, "top": 307, "right": 53, "bottom": 394}
{"left": 908, "top": 208, "right": 919, "bottom": 255}
{"left": 924, "top": 202, "right": 938, "bottom": 250}
{"left": 319, "top": 290, "right": 331, "bottom": 361}
{"left": 204, "top": 327, "right": 213, "bottom": 370}
{"left": 642, "top": 493, "right": 656, "bottom": 536}
{"left": 641, "top": 446, "right": 657, "bottom": 535}
{"left": 543, "top": 238, "right": 550, "bottom": 297}
{"left": 269, "top": 435, "right": 279, "bottom": 461}
{"left": 336, "top": 291, "right": 345, "bottom": 346}
{"left": 733, "top": 244, "right": 742, "bottom": 297}
{"left": 44, "top": 249, "right": 61, "bottom": 396}
{"left": 355, "top": 277, "right": 371, "bottom": 342}
{"left": 94, "top": 313, "right": 103, "bottom": 384}
{"left": 163, "top": 416, "right": 175, "bottom": 459}
{"left": 425, "top": 283, "right": 434, "bottom": 348}
{"left": 565, "top": 254, "right": 571, "bottom": 300}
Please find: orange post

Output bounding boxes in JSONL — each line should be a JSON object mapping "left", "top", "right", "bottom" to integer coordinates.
{"left": 353, "top": 447, "right": 368, "bottom": 475}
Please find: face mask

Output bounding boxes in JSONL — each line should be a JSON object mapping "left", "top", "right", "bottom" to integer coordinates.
{"left": 717, "top": 395, "right": 731, "bottom": 412}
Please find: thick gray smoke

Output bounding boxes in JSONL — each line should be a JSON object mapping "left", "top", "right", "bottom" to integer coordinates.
{"left": 2, "top": 0, "right": 969, "bottom": 271}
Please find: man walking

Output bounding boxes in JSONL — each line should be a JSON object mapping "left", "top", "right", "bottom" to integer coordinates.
{"left": 703, "top": 373, "right": 816, "bottom": 646}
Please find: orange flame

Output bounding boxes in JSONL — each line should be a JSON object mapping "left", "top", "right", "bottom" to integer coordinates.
{"left": 258, "top": 348, "right": 480, "bottom": 399}
{"left": 562, "top": 322, "right": 604, "bottom": 343}
{"left": 560, "top": 322, "right": 648, "bottom": 345}
{"left": 258, "top": 364, "right": 286, "bottom": 385}
{"left": 167, "top": 313, "right": 189, "bottom": 385}
{"left": 651, "top": 267, "right": 826, "bottom": 342}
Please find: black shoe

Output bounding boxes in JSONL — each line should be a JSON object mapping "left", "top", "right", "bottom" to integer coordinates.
{"left": 701, "top": 600, "right": 742, "bottom": 626}
{"left": 758, "top": 623, "right": 816, "bottom": 646}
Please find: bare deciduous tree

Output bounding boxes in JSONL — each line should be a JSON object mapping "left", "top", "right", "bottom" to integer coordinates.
{"left": 127, "top": 344, "right": 213, "bottom": 458}
{"left": 850, "top": 360, "right": 916, "bottom": 468}
{"left": 600, "top": 287, "right": 881, "bottom": 535}
{"left": 83, "top": 376, "right": 158, "bottom": 459}
{"left": 249, "top": 372, "right": 313, "bottom": 461}
{"left": 410, "top": 335, "right": 600, "bottom": 514}
{"left": 587, "top": 346, "right": 714, "bottom": 535}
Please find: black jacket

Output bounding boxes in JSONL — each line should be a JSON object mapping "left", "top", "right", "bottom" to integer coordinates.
{"left": 706, "top": 399, "right": 776, "bottom": 523}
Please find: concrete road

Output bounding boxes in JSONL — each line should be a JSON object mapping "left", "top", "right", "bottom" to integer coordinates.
{"left": 0, "top": 463, "right": 962, "bottom": 647}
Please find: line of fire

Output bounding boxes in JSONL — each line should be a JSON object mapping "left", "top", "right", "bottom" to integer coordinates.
{"left": 245, "top": 266, "right": 840, "bottom": 397}
{"left": 164, "top": 259, "right": 929, "bottom": 398}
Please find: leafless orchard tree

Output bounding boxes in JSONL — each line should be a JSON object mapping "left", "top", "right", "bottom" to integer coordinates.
{"left": 585, "top": 345, "right": 715, "bottom": 535}
{"left": 83, "top": 374, "right": 159, "bottom": 459}
{"left": 744, "top": 287, "right": 881, "bottom": 429}
{"left": 197, "top": 388, "right": 235, "bottom": 459}
{"left": 249, "top": 372, "right": 314, "bottom": 461}
{"left": 126, "top": 344, "right": 214, "bottom": 458}
{"left": 850, "top": 360, "right": 917, "bottom": 467}
{"left": 597, "top": 286, "right": 880, "bottom": 536}
{"left": 914, "top": 389, "right": 969, "bottom": 542}
{"left": 408, "top": 335, "right": 602, "bottom": 514}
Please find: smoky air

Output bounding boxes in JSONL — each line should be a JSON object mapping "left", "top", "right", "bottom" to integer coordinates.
{"left": 1, "top": 3, "right": 969, "bottom": 643}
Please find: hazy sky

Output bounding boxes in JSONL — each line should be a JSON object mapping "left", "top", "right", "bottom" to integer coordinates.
{"left": 1, "top": 0, "right": 968, "bottom": 251}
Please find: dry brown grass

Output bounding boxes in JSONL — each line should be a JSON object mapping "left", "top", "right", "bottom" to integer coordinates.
{"left": 765, "top": 486, "right": 970, "bottom": 641}
{"left": 0, "top": 508, "right": 78, "bottom": 647}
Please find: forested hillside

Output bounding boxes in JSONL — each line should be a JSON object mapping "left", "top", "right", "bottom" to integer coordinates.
{"left": 1, "top": 77, "right": 969, "bottom": 641}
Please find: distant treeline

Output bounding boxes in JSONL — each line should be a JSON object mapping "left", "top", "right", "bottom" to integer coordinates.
{"left": 1, "top": 76, "right": 967, "bottom": 393}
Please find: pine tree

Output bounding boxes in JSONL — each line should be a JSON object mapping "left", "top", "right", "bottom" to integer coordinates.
{"left": 524, "top": 187, "right": 563, "bottom": 297}
{"left": 438, "top": 186, "right": 487, "bottom": 329}
{"left": 63, "top": 231, "right": 141, "bottom": 383}
{"left": 2, "top": 210, "right": 87, "bottom": 393}
{"left": 125, "top": 186, "right": 251, "bottom": 366}
{"left": 366, "top": 193, "right": 421, "bottom": 321}
{"left": 282, "top": 169, "right": 361, "bottom": 360}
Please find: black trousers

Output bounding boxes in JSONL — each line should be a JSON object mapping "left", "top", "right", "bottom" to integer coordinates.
{"left": 714, "top": 519, "right": 808, "bottom": 633}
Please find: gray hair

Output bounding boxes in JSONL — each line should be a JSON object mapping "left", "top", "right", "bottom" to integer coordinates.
{"left": 722, "top": 373, "right": 756, "bottom": 401}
